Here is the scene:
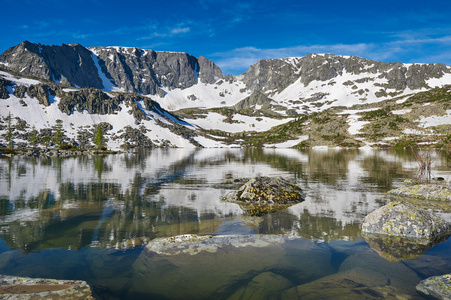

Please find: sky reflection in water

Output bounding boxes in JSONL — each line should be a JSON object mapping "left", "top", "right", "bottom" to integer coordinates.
{"left": 0, "top": 148, "right": 450, "bottom": 299}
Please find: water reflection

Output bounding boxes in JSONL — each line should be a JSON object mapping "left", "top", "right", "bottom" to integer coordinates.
{"left": 1, "top": 148, "right": 451, "bottom": 298}
{"left": 0, "top": 148, "right": 449, "bottom": 252}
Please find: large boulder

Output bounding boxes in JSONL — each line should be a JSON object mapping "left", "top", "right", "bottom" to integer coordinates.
{"left": 222, "top": 176, "right": 305, "bottom": 205}
{"left": 361, "top": 201, "right": 451, "bottom": 241}
{"left": 222, "top": 177, "right": 305, "bottom": 216}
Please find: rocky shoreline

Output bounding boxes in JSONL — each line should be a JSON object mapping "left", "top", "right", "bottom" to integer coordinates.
{"left": 0, "top": 148, "right": 122, "bottom": 158}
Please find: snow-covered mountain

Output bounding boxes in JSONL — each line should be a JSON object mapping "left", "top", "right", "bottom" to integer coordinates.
{"left": 1, "top": 41, "right": 451, "bottom": 150}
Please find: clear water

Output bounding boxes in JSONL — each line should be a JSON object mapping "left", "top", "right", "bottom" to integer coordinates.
{"left": 0, "top": 148, "right": 450, "bottom": 299}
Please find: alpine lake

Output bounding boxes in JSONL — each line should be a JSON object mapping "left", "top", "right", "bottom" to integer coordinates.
{"left": 0, "top": 148, "right": 450, "bottom": 299}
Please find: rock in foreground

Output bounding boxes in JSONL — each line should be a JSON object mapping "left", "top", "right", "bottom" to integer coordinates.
{"left": 361, "top": 202, "right": 451, "bottom": 241}
{"left": 416, "top": 274, "right": 451, "bottom": 299}
{"left": 222, "top": 176, "right": 305, "bottom": 205}
{"left": 0, "top": 275, "right": 94, "bottom": 299}
{"left": 145, "top": 234, "right": 286, "bottom": 256}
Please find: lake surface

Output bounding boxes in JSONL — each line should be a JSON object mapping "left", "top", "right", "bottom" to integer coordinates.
{"left": 0, "top": 148, "right": 450, "bottom": 299}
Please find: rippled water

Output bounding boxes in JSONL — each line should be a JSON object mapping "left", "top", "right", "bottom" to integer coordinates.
{"left": 0, "top": 148, "right": 450, "bottom": 299}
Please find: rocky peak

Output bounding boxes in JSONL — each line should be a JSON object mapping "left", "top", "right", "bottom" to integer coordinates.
{"left": 0, "top": 41, "right": 226, "bottom": 96}
{"left": 197, "top": 55, "right": 225, "bottom": 84}
{"left": 240, "top": 53, "right": 451, "bottom": 94}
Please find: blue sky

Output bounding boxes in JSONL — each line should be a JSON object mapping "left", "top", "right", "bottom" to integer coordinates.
{"left": 2, "top": 0, "right": 451, "bottom": 75}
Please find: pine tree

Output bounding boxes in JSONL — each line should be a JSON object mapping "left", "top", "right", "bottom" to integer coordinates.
{"left": 52, "top": 119, "right": 65, "bottom": 147}
{"left": 5, "top": 113, "right": 14, "bottom": 149}
{"left": 94, "top": 124, "right": 105, "bottom": 150}
{"left": 30, "top": 126, "right": 38, "bottom": 149}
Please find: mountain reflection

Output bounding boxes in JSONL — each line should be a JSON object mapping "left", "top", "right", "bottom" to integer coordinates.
{"left": 0, "top": 148, "right": 441, "bottom": 251}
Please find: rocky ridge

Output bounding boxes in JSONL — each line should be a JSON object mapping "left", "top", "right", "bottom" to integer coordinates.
{"left": 0, "top": 41, "right": 226, "bottom": 96}
{"left": 1, "top": 41, "right": 451, "bottom": 149}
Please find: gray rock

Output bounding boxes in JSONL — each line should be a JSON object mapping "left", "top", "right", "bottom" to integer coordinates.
{"left": 416, "top": 274, "right": 451, "bottom": 300}
{"left": 361, "top": 201, "right": 451, "bottom": 240}
{"left": 0, "top": 275, "right": 94, "bottom": 299}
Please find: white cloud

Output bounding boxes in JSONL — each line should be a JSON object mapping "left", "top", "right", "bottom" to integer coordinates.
{"left": 170, "top": 27, "right": 191, "bottom": 35}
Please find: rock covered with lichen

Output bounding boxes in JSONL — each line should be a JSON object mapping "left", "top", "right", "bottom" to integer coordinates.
{"left": 222, "top": 176, "right": 305, "bottom": 205}
{"left": 361, "top": 201, "right": 451, "bottom": 240}
{"left": 388, "top": 184, "right": 451, "bottom": 201}
{"left": 416, "top": 274, "right": 451, "bottom": 299}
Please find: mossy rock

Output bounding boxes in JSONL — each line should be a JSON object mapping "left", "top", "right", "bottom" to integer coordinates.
{"left": 222, "top": 176, "right": 305, "bottom": 205}
{"left": 361, "top": 202, "right": 451, "bottom": 240}
{"left": 416, "top": 274, "right": 451, "bottom": 299}
{"left": 388, "top": 184, "right": 451, "bottom": 201}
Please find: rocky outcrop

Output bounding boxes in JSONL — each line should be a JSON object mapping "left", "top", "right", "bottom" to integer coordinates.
{"left": 58, "top": 88, "right": 119, "bottom": 115}
{"left": 361, "top": 201, "right": 451, "bottom": 240}
{"left": 0, "top": 77, "right": 12, "bottom": 99}
{"left": 0, "top": 275, "right": 94, "bottom": 299}
{"left": 416, "top": 274, "right": 451, "bottom": 299}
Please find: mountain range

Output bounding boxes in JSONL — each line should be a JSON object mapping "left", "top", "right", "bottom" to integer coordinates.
{"left": 1, "top": 41, "right": 451, "bottom": 150}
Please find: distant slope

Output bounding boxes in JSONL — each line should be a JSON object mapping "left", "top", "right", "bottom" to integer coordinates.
{"left": 0, "top": 70, "right": 211, "bottom": 149}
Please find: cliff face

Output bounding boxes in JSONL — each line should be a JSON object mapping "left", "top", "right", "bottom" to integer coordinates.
{"left": 0, "top": 41, "right": 225, "bottom": 95}
{"left": 0, "top": 41, "right": 104, "bottom": 88}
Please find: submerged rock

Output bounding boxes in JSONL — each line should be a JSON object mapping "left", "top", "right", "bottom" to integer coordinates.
{"left": 222, "top": 176, "right": 305, "bottom": 205}
{"left": 229, "top": 272, "right": 292, "bottom": 300}
{"left": 282, "top": 267, "right": 412, "bottom": 300}
{"left": 0, "top": 275, "right": 94, "bottom": 299}
{"left": 132, "top": 234, "right": 287, "bottom": 299}
{"left": 361, "top": 201, "right": 451, "bottom": 241}
{"left": 363, "top": 234, "right": 450, "bottom": 262}
{"left": 416, "top": 274, "right": 451, "bottom": 299}
{"left": 145, "top": 234, "right": 286, "bottom": 256}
